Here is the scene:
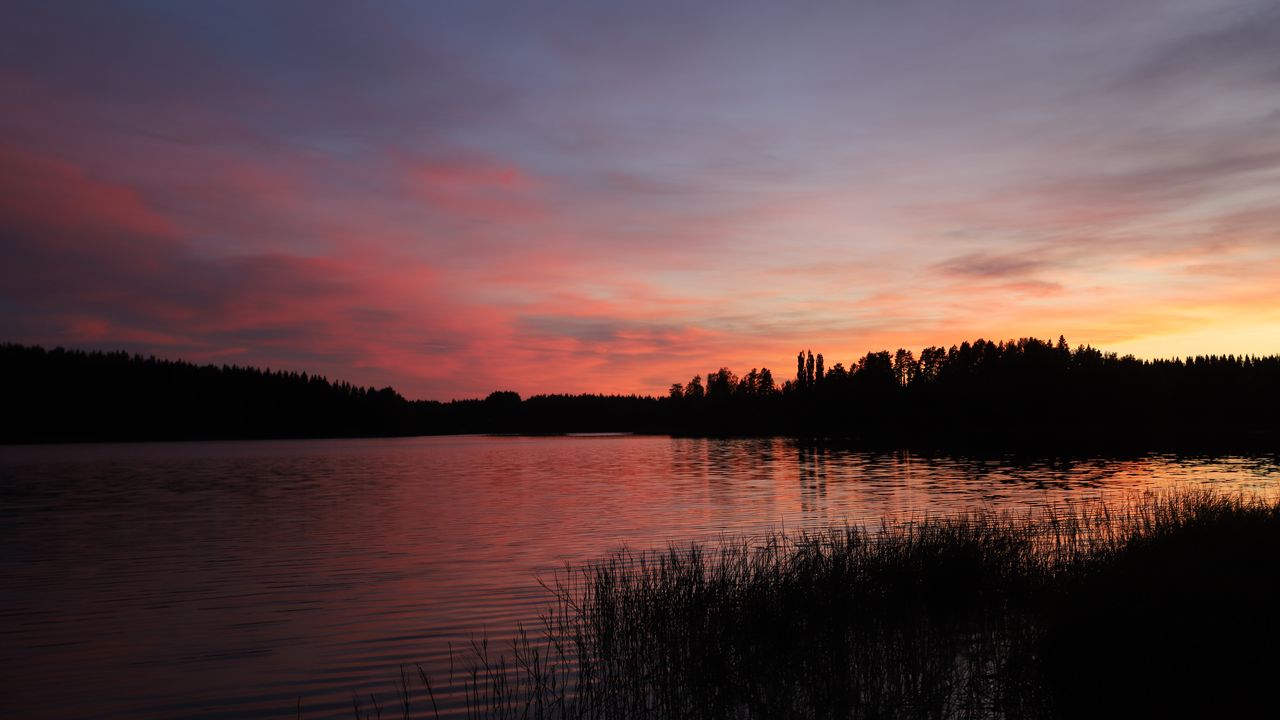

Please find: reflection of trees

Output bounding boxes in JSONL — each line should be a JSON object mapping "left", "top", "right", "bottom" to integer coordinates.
{"left": 797, "top": 443, "right": 828, "bottom": 517}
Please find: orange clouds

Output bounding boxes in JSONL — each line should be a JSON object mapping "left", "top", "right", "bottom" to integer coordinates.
{"left": 4, "top": 123, "right": 1279, "bottom": 402}
{"left": 4, "top": 0, "right": 1280, "bottom": 401}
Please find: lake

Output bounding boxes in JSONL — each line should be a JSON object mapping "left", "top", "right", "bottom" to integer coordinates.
{"left": 2, "top": 435, "right": 1278, "bottom": 719}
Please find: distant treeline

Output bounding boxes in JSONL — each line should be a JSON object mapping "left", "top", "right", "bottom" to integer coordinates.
{"left": 666, "top": 337, "right": 1280, "bottom": 447}
{"left": 3, "top": 338, "right": 1279, "bottom": 447}
{"left": 0, "top": 344, "right": 662, "bottom": 442}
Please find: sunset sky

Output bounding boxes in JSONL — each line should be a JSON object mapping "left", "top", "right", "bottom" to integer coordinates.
{"left": 3, "top": 0, "right": 1278, "bottom": 399}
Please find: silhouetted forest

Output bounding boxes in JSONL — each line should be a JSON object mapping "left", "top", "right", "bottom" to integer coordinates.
{"left": 0, "top": 344, "right": 662, "bottom": 442}
{"left": 667, "top": 337, "right": 1280, "bottom": 448}
{"left": 4, "top": 337, "right": 1279, "bottom": 448}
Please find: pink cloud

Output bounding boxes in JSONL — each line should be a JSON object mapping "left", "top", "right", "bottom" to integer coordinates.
{"left": 0, "top": 144, "right": 483, "bottom": 395}
{"left": 0, "top": 145, "right": 178, "bottom": 240}
{"left": 5, "top": 58, "right": 1280, "bottom": 402}
{"left": 402, "top": 152, "right": 548, "bottom": 222}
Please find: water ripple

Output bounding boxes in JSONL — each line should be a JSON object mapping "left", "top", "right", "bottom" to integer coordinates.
{"left": 1, "top": 437, "right": 1277, "bottom": 718}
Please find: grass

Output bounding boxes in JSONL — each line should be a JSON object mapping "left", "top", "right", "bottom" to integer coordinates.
{"left": 347, "top": 488, "right": 1280, "bottom": 719}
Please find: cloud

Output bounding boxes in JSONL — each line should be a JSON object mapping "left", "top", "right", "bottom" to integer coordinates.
{"left": 1122, "top": 3, "right": 1280, "bottom": 90}
{"left": 3, "top": 1, "right": 1280, "bottom": 399}
{"left": 935, "top": 252, "right": 1049, "bottom": 280}
{"left": 0, "top": 145, "right": 177, "bottom": 240}
{"left": 0, "top": 144, "right": 489, "bottom": 392}
{"left": 516, "top": 314, "right": 706, "bottom": 352}
{"left": 401, "top": 152, "right": 547, "bottom": 223}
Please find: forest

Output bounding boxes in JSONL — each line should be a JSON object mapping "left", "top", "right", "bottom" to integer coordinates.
{"left": 664, "top": 336, "right": 1280, "bottom": 447}
{"left": 3, "top": 337, "right": 1278, "bottom": 448}
{"left": 0, "top": 343, "right": 663, "bottom": 442}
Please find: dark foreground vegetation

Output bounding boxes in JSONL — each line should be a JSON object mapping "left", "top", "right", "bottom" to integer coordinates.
{"left": 4, "top": 337, "right": 1279, "bottom": 448}
{"left": 350, "top": 489, "right": 1280, "bottom": 720}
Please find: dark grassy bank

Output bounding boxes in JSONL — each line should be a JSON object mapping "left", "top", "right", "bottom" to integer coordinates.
{"left": 351, "top": 489, "right": 1280, "bottom": 720}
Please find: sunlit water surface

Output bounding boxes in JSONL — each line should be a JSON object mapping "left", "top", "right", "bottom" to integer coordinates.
{"left": 2, "top": 435, "right": 1278, "bottom": 719}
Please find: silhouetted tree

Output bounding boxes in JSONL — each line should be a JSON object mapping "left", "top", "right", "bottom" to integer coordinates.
{"left": 684, "top": 375, "right": 705, "bottom": 400}
{"left": 826, "top": 362, "right": 848, "bottom": 383}
{"left": 758, "top": 367, "right": 776, "bottom": 395}
{"left": 0, "top": 344, "right": 665, "bottom": 441}
{"left": 7, "top": 337, "right": 1278, "bottom": 448}
{"left": 656, "top": 335, "right": 1280, "bottom": 447}
{"left": 707, "top": 367, "right": 737, "bottom": 400}
{"left": 893, "top": 349, "right": 916, "bottom": 386}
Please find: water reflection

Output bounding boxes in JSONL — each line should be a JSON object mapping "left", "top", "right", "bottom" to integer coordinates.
{"left": 797, "top": 444, "right": 827, "bottom": 520}
{"left": 1, "top": 436, "right": 1277, "bottom": 719}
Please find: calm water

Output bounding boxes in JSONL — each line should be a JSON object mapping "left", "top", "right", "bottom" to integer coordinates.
{"left": 2, "top": 435, "right": 1279, "bottom": 719}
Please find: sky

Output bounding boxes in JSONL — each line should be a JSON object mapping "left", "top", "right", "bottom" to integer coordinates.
{"left": 2, "top": 0, "right": 1278, "bottom": 399}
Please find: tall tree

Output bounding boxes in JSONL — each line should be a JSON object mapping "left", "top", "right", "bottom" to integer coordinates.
{"left": 758, "top": 367, "right": 776, "bottom": 395}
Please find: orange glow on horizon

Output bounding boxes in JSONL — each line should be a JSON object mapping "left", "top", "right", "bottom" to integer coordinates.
{"left": 2, "top": 4, "right": 1278, "bottom": 399}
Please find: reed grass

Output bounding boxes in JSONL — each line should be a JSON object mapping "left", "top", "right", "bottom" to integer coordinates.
{"left": 346, "top": 488, "right": 1280, "bottom": 719}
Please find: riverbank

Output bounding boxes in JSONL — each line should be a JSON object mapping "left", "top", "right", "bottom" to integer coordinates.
{"left": 383, "top": 489, "right": 1280, "bottom": 719}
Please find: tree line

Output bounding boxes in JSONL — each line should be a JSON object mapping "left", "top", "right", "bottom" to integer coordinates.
{"left": 0, "top": 344, "right": 662, "bottom": 442}
{"left": 664, "top": 336, "right": 1280, "bottom": 447}
{"left": 3, "top": 337, "right": 1278, "bottom": 448}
